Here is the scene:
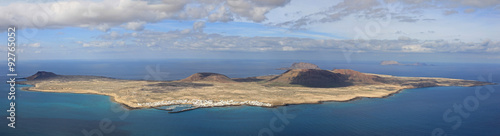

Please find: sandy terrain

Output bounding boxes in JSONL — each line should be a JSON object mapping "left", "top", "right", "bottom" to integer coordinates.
{"left": 19, "top": 71, "right": 493, "bottom": 112}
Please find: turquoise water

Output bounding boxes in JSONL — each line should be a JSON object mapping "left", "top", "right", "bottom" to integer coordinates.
{"left": 1, "top": 60, "right": 499, "bottom": 136}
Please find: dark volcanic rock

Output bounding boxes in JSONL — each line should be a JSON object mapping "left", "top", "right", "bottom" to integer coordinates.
{"left": 268, "top": 69, "right": 351, "bottom": 88}
{"left": 180, "top": 72, "right": 234, "bottom": 83}
{"left": 233, "top": 77, "right": 266, "bottom": 82}
{"left": 25, "top": 71, "right": 58, "bottom": 81}
{"left": 331, "top": 69, "right": 381, "bottom": 84}
{"left": 22, "top": 71, "right": 116, "bottom": 84}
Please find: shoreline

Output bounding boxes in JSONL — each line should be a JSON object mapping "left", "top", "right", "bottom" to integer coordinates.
{"left": 20, "top": 85, "right": 410, "bottom": 112}
{"left": 20, "top": 83, "right": 495, "bottom": 113}
{"left": 18, "top": 70, "right": 495, "bottom": 113}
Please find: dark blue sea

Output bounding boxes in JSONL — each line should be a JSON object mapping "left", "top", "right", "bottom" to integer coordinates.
{"left": 1, "top": 59, "right": 499, "bottom": 136}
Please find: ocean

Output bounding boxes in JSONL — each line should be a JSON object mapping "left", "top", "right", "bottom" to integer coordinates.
{"left": 1, "top": 59, "right": 499, "bottom": 136}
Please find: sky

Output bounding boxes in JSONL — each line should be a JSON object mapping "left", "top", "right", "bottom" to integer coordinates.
{"left": 0, "top": 0, "right": 499, "bottom": 63}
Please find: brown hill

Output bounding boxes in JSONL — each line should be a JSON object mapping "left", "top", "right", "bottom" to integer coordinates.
{"left": 180, "top": 72, "right": 234, "bottom": 83}
{"left": 25, "top": 71, "right": 58, "bottom": 81}
{"left": 331, "top": 69, "right": 381, "bottom": 84}
{"left": 267, "top": 69, "right": 350, "bottom": 87}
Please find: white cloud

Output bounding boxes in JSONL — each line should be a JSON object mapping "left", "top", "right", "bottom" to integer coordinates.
{"left": 121, "top": 21, "right": 146, "bottom": 31}
{"left": 273, "top": 0, "right": 500, "bottom": 30}
{"left": 274, "top": 0, "right": 399, "bottom": 29}
{"left": 226, "top": 0, "right": 291, "bottom": 22}
{"left": 282, "top": 46, "right": 299, "bottom": 51}
{"left": 180, "top": 29, "right": 191, "bottom": 34}
{"left": 0, "top": 0, "right": 291, "bottom": 31}
{"left": 2, "top": 0, "right": 498, "bottom": 54}
{"left": 208, "top": 5, "right": 233, "bottom": 22}
{"left": 452, "top": 0, "right": 500, "bottom": 8}
{"left": 402, "top": 44, "right": 432, "bottom": 52}
{"left": 93, "top": 30, "right": 500, "bottom": 53}
{"left": 192, "top": 21, "right": 206, "bottom": 33}
{"left": 28, "top": 43, "right": 41, "bottom": 48}
{"left": 81, "top": 41, "right": 125, "bottom": 48}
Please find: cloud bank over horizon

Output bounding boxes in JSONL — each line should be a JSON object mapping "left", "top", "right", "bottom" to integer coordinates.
{"left": 82, "top": 28, "right": 500, "bottom": 53}
{"left": 0, "top": 0, "right": 499, "bottom": 62}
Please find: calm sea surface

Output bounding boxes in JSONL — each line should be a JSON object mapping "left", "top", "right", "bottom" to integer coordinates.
{"left": 1, "top": 59, "right": 499, "bottom": 136}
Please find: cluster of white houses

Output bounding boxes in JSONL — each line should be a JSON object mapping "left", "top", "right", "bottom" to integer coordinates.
{"left": 136, "top": 99, "right": 273, "bottom": 107}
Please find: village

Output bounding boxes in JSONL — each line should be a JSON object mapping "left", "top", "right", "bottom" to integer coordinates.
{"left": 136, "top": 99, "right": 273, "bottom": 108}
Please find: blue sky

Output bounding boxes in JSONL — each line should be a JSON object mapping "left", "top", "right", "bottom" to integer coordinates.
{"left": 0, "top": 0, "right": 499, "bottom": 63}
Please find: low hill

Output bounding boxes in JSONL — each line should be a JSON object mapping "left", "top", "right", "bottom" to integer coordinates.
{"left": 331, "top": 69, "right": 381, "bottom": 84}
{"left": 180, "top": 72, "right": 234, "bottom": 83}
{"left": 25, "top": 71, "right": 58, "bottom": 80}
{"left": 267, "top": 69, "right": 350, "bottom": 87}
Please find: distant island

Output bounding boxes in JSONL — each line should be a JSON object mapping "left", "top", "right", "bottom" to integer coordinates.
{"left": 19, "top": 63, "right": 493, "bottom": 113}
{"left": 277, "top": 62, "right": 320, "bottom": 70}
{"left": 380, "top": 60, "right": 432, "bottom": 66}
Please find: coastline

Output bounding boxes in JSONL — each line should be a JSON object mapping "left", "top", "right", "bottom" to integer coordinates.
{"left": 19, "top": 85, "right": 410, "bottom": 111}
{"left": 18, "top": 70, "right": 495, "bottom": 113}
{"left": 20, "top": 83, "right": 495, "bottom": 113}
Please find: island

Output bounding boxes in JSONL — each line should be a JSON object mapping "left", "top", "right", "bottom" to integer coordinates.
{"left": 380, "top": 60, "right": 431, "bottom": 66}
{"left": 19, "top": 63, "right": 494, "bottom": 113}
{"left": 277, "top": 62, "right": 321, "bottom": 70}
